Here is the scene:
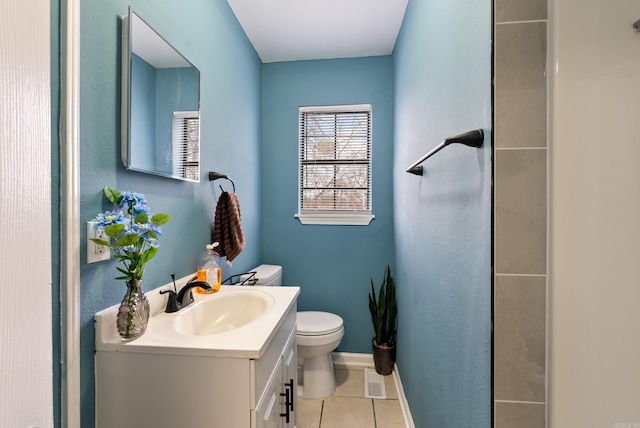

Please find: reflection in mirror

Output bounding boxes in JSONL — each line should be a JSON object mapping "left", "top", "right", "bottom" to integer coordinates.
{"left": 122, "top": 8, "right": 201, "bottom": 182}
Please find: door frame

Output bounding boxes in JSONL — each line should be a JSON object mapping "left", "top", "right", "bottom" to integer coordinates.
{"left": 60, "top": 0, "right": 81, "bottom": 426}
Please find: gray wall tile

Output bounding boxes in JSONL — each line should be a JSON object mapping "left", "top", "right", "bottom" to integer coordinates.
{"left": 494, "top": 0, "right": 548, "bottom": 425}
{"left": 494, "top": 275, "right": 546, "bottom": 402}
{"left": 495, "top": 402, "right": 545, "bottom": 428}
{"left": 495, "top": 149, "right": 547, "bottom": 274}
{"left": 495, "top": 0, "right": 547, "bottom": 23}
{"left": 495, "top": 22, "right": 547, "bottom": 148}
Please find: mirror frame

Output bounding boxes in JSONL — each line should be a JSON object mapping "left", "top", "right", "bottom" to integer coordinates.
{"left": 121, "top": 8, "right": 201, "bottom": 182}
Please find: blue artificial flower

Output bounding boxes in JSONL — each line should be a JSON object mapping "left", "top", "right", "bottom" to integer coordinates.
{"left": 94, "top": 210, "right": 126, "bottom": 227}
{"left": 119, "top": 192, "right": 147, "bottom": 212}
{"left": 133, "top": 204, "right": 150, "bottom": 217}
{"left": 127, "top": 223, "right": 144, "bottom": 237}
{"left": 148, "top": 223, "right": 162, "bottom": 238}
{"left": 91, "top": 187, "right": 171, "bottom": 282}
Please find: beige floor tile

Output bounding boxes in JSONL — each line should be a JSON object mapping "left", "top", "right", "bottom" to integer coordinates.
{"left": 384, "top": 372, "right": 398, "bottom": 400}
{"left": 320, "top": 396, "right": 375, "bottom": 428}
{"left": 334, "top": 369, "right": 365, "bottom": 398}
{"left": 297, "top": 398, "right": 323, "bottom": 428}
{"left": 374, "top": 399, "right": 405, "bottom": 428}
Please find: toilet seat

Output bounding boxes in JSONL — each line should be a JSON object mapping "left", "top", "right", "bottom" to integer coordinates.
{"left": 297, "top": 311, "right": 343, "bottom": 336}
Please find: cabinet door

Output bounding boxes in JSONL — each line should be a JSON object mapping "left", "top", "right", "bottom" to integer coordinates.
{"left": 281, "top": 327, "right": 297, "bottom": 427}
{"left": 255, "top": 357, "right": 284, "bottom": 428}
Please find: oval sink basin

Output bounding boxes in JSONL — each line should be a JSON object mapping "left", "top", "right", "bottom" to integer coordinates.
{"left": 174, "top": 290, "right": 274, "bottom": 336}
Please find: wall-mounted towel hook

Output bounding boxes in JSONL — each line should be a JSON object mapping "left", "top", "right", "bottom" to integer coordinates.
{"left": 406, "top": 129, "right": 484, "bottom": 176}
{"left": 208, "top": 171, "right": 236, "bottom": 193}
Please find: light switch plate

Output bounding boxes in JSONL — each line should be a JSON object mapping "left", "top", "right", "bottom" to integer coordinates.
{"left": 87, "top": 221, "right": 111, "bottom": 263}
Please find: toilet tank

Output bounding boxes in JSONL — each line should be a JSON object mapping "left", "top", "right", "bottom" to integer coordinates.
{"left": 247, "top": 264, "right": 282, "bottom": 286}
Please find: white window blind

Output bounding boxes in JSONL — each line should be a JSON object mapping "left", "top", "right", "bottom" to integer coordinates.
{"left": 297, "top": 104, "right": 374, "bottom": 225}
{"left": 172, "top": 111, "right": 200, "bottom": 182}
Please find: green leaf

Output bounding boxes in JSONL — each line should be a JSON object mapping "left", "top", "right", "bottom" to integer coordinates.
{"left": 145, "top": 246, "right": 159, "bottom": 262}
{"left": 151, "top": 213, "right": 170, "bottom": 225}
{"left": 369, "top": 279, "right": 384, "bottom": 343}
{"left": 104, "top": 224, "right": 124, "bottom": 239}
{"left": 379, "top": 275, "right": 387, "bottom": 343}
{"left": 104, "top": 187, "right": 122, "bottom": 205}
{"left": 89, "top": 238, "right": 111, "bottom": 247}
{"left": 135, "top": 212, "right": 148, "bottom": 224}
{"left": 385, "top": 266, "right": 397, "bottom": 345}
{"left": 368, "top": 290, "right": 379, "bottom": 342}
{"left": 368, "top": 266, "right": 397, "bottom": 346}
{"left": 117, "top": 234, "right": 138, "bottom": 247}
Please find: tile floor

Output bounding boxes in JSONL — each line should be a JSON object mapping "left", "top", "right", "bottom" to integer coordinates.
{"left": 297, "top": 367, "right": 407, "bottom": 428}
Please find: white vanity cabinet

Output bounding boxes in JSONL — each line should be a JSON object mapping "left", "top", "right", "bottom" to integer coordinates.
{"left": 94, "top": 286, "right": 299, "bottom": 428}
{"left": 254, "top": 324, "right": 297, "bottom": 427}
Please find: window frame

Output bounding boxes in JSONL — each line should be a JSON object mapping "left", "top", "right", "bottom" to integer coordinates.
{"left": 295, "top": 104, "right": 375, "bottom": 226}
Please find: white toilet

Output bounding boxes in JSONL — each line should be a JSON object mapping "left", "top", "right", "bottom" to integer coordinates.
{"left": 247, "top": 265, "right": 345, "bottom": 399}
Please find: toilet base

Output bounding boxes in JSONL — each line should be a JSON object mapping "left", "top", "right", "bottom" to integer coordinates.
{"left": 298, "top": 353, "right": 336, "bottom": 399}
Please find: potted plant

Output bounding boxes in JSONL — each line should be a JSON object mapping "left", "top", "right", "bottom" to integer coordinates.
{"left": 368, "top": 265, "right": 397, "bottom": 375}
{"left": 90, "top": 187, "right": 170, "bottom": 339}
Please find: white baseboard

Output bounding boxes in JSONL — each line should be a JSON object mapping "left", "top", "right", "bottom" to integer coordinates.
{"left": 331, "top": 351, "right": 374, "bottom": 368}
{"left": 331, "top": 352, "right": 415, "bottom": 428}
{"left": 392, "top": 362, "right": 416, "bottom": 428}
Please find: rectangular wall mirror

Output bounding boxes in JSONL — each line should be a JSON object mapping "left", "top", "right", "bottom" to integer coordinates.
{"left": 121, "top": 8, "right": 201, "bottom": 182}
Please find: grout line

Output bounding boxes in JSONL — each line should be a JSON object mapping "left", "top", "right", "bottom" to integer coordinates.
{"left": 495, "top": 19, "right": 548, "bottom": 25}
{"left": 495, "top": 273, "right": 547, "bottom": 277}
{"left": 495, "top": 146, "right": 548, "bottom": 151}
{"left": 372, "top": 398, "right": 378, "bottom": 428}
{"left": 495, "top": 399, "right": 545, "bottom": 405}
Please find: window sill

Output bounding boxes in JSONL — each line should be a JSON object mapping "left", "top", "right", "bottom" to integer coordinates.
{"left": 294, "top": 213, "right": 375, "bottom": 226}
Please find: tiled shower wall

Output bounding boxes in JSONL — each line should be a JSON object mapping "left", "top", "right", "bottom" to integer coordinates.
{"left": 494, "top": 0, "right": 548, "bottom": 427}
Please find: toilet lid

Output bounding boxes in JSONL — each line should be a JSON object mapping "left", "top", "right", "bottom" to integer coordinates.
{"left": 297, "top": 311, "right": 344, "bottom": 336}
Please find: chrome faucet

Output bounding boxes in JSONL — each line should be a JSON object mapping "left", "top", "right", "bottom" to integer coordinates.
{"left": 161, "top": 275, "right": 212, "bottom": 313}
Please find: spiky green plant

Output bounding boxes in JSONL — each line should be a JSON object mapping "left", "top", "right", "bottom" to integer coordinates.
{"left": 368, "top": 265, "right": 397, "bottom": 346}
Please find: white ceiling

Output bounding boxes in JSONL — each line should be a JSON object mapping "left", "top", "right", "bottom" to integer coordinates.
{"left": 226, "top": 0, "right": 409, "bottom": 63}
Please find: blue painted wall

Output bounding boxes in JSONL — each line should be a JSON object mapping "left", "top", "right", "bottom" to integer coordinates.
{"left": 261, "top": 57, "right": 395, "bottom": 353}
{"left": 79, "top": 1, "right": 262, "bottom": 425}
{"left": 393, "top": 0, "right": 492, "bottom": 426}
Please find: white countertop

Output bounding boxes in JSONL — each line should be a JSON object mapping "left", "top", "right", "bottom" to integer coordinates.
{"left": 95, "top": 276, "right": 300, "bottom": 359}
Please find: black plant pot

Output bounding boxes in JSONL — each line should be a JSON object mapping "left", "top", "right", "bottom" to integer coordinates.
{"left": 372, "top": 339, "right": 396, "bottom": 375}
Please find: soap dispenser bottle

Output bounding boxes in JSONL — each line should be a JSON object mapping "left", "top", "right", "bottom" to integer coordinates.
{"left": 196, "top": 243, "right": 222, "bottom": 294}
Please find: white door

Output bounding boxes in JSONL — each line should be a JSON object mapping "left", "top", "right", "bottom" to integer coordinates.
{"left": 0, "top": 0, "right": 53, "bottom": 426}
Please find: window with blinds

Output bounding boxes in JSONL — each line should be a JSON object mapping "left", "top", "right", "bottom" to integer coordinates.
{"left": 172, "top": 111, "right": 200, "bottom": 182}
{"left": 296, "top": 104, "right": 375, "bottom": 225}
